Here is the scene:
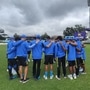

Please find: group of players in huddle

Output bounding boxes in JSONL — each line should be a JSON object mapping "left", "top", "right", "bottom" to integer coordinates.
{"left": 6, "top": 34, "right": 86, "bottom": 83}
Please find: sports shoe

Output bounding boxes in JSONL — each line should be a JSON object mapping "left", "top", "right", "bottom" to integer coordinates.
{"left": 81, "top": 72, "right": 86, "bottom": 74}
{"left": 23, "top": 78, "right": 29, "bottom": 83}
{"left": 43, "top": 75, "right": 48, "bottom": 80}
{"left": 55, "top": 75, "right": 60, "bottom": 80}
{"left": 73, "top": 74, "right": 77, "bottom": 79}
{"left": 79, "top": 67, "right": 83, "bottom": 72}
{"left": 68, "top": 74, "right": 73, "bottom": 80}
{"left": 36, "top": 76, "right": 40, "bottom": 80}
{"left": 20, "top": 79, "right": 23, "bottom": 82}
{"left": 50, "top": 75, "right": 54, "bottom": 79}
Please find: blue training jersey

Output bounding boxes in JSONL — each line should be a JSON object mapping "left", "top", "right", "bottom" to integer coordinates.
{"left": 31, "top": 40, "right": 43, "bottom": 59}
{"left": 76, "top": 40, "right": 82, "bottom": 58}
{"left": 67, "top": 43, "right": 76, "bottom": 61}
{"left": 7, "top": 40, "right": 16, "bottom": 59}
{"left": 16, "top": 40, "right": 36, "bottom": 57}
{"left": 43, "top": 40, "right": 55, "bottom": 55}
{"left": 55, "top": 40, "right": 66, "bottom": 58}
{"left": 81, "top": 47, "right": 86, "bottom": 60}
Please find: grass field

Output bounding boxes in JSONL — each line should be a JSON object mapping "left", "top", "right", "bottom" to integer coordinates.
{"left": 0, "top": 44, "right": 90, "bottom": 90}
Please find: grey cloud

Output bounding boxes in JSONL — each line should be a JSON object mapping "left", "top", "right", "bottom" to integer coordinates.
{"left": 0, "top": 0, "right": 89, "bottom": 36}
{"left": 12, "top": 0, "right": 44, "bottom": 25}
{"left": 0, "top": 6, "right": 25, "bottom": 27}
{"left": 12, "top": 0, "right": 88, "bottom": 25}
{"left": 38, "top": 0, "right": 87, "bottom": 18}
{"left": 0, "top": 0, "right": 88, "bottom": 26}
{"left": 0, "top": 0, "right": 13, "bottom": 8}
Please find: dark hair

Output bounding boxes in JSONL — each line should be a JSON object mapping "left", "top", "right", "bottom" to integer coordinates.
{"left": 56, "top": 36, "right": 63, "bottom": 41}
{"left": 46, "top": 36, "right": 50, "bottom": 39}
{"left": 14, "top": 36, "right": 21, "bottom": 41}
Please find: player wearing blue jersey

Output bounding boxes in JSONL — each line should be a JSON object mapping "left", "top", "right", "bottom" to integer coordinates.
{"left": 43, "top": 36, "right": 55, "bottom": 80}
{"left": 76, "top": 38, "right": 82, "bottom": 76}
{"left": 55, "top": 36, "right": 67, "bottom": 80}
{"left": 7, "top": 37, "right": 19, "bottom": 80}
{"left": 31, "top": 35, "right": 43, "bottom": 80}
{"left": 16, "top": 34, "right": 38, "bottom": 83}
{"left": 66, "top": 37, "right": 77, "bottom": 80}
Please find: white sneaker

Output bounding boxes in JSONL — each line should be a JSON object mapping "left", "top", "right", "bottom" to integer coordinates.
{"left": 81, "top": 72, "right": 86, "bottom": 74}
{"left": 43, "top": 75, "right": 48, "bottom": 80}
{"left": 79, "top": 67, "right": 83, "bottom": 72}
{"left": 68, "top": 75, "right": 73, "bottom": 80}
{"left": 73, "top": 74, "right": 77, "bottom": 79}
{"left": 55, "top": 75, "right": 60, "bottom": 80}
{"left": 50, "top": 75, "right": 54, "bottom": 79}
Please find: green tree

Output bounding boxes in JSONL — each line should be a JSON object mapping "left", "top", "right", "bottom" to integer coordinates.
{"left": 41, "top": 32, "right": 50, "bottom": 40}
{"left": 63, "top": 24, "right": 85, "bottom": 36}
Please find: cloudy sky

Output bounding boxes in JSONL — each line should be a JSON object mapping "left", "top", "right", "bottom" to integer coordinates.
{"left": 0, "top": 0, "right": 89, "bottom": 36}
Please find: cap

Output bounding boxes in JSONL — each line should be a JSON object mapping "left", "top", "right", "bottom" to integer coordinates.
{"left": 36, "top": 34, "right": 41, "bottom": 39}
{"left": 64, "top": 36, "right": 70, "bottom": 40}
{"left": 69, "top": 36, "right": 74, "bottom": 40}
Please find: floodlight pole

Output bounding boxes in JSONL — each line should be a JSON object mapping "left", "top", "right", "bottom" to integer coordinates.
{"left": 88, "top": 0, "right": 90, "bottom": 28}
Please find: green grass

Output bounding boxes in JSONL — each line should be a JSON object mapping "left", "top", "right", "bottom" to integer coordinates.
{"left": 0, "top": 44, "right": 90, "bottom": 90}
